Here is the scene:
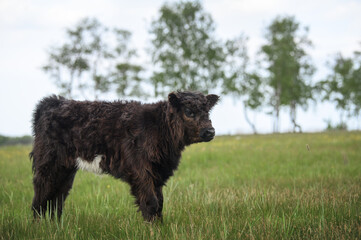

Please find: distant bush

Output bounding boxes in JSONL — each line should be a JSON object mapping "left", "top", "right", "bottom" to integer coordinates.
{"left": 324, "top": 120, "right": 348, "bottom": 131}
{"left": 0, "top": 135, "right": 33, "bottom": 146}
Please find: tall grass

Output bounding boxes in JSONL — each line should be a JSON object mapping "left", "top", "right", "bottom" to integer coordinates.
{"left": 0, "top": 132, "right": 360, "bottom": 239}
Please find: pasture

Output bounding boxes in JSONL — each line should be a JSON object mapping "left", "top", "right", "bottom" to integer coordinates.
{"left": 0, "top": 132, "right": 360, "bottom": 239}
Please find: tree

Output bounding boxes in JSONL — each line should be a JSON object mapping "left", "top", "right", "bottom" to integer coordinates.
{"left": 352, "top": 48, "right": 361, "bottom": 119}
{"left": 43, "top": 18, "right": 143, "bottom": 99}
{"left": 222, "top": 35, "right": 264, "bottom": 134}
{"left": 149, "top": 1, "right": 225, "bottom": 96}
{"left": 260, "top": 16, "right": 315, "bottom": 132}
{"left": 321, "top": 45, "right": 361, "bottom": 126}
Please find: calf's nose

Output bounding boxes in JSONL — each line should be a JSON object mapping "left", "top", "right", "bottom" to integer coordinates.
{"left": 200, "top": 127, "right": 215, "bottom": 140}
{"left": 206, "top": 128, "right": 215, "bottom": 137}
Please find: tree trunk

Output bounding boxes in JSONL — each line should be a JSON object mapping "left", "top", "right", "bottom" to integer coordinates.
{"left": 290, "top": 101, "right": 302, "bottom": 133}
{"left": 93, "top": 52, "right": 101, "bottom": 100}
{"left": 274, "top": 85, "right": 281, "bottom": 133}
{"left": 243, "top": 103, "right": 257, "bottom": 134}
{"left": 67, "top": 70, "right": 75, "bottom": 99}
{"left": 274, "top": 104, "right": 279, "bottom": 133}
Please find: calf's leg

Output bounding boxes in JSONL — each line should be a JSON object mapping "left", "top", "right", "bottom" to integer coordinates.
{"left": 130, "top": 176, "right": 160, "bottom": 222}
{"left": 49, "top": 168, "right": 77, "bottom": 219}
{"left": 155, "top": 186, "right": 163, "bottom": 220}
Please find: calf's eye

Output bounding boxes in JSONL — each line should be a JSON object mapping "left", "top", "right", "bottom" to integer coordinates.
{"left": 184, "top": 108, "right": 195, "bottom": 118}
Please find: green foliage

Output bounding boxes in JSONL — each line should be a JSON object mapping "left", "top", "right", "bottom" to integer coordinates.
{"left": 320, "top": 46, "right": 361, "bottom": 120}
{"left": 149, "top": 1, "right": 225, "bottom": 96}
{"left": 0, "top": 135, "right": 32, "bottom": 146}
{"left": 1, "top": 132, "right": 361, "bottom": 239}
{"left": 223, "top": 35, "right": 264, "bottom": 109}
{"left": 222, "top": 35, "right": 264, "bottom": 133}
{"left": 43, "top": 18, "right": 143, "bottom": 99}
{"left": 260, "top": 16, "right": 316, "bottom": 132}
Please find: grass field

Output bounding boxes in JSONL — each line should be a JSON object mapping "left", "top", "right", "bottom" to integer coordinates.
{"left": 0, "top": 132, "right": 360, "bottom": 239}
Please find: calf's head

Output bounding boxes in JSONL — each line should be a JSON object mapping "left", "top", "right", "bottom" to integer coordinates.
{"left": 168, "top": 91, "right": 219, "bottom": 144}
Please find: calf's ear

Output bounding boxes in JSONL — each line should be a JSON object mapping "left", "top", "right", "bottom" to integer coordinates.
{"left": 168, "top": 92, "right": 181, "bottom": 109}
{"left": 206, "top": 94, "right": 220, "bottom": 109}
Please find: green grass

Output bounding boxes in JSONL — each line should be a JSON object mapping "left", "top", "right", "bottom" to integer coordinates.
{"left": 1, "top": 132, "right": 361, "bottom": 239}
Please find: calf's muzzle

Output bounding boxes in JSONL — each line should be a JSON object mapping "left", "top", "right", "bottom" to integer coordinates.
{"left": 200, "top": 127, "right": 215, "bottom": 142}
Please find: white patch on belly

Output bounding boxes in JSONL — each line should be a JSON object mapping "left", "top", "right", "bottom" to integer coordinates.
{"left": 76, "top": 155, "right": 104, "bottom": 174}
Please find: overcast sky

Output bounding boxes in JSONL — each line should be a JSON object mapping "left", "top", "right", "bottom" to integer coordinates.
{"left": 0, "top": 0, "right": 360, "bottom": 136}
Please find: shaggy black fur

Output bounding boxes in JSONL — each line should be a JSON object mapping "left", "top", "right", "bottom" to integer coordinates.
{"left": 30, "top": 91, "right": 219, "bottom": 221}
